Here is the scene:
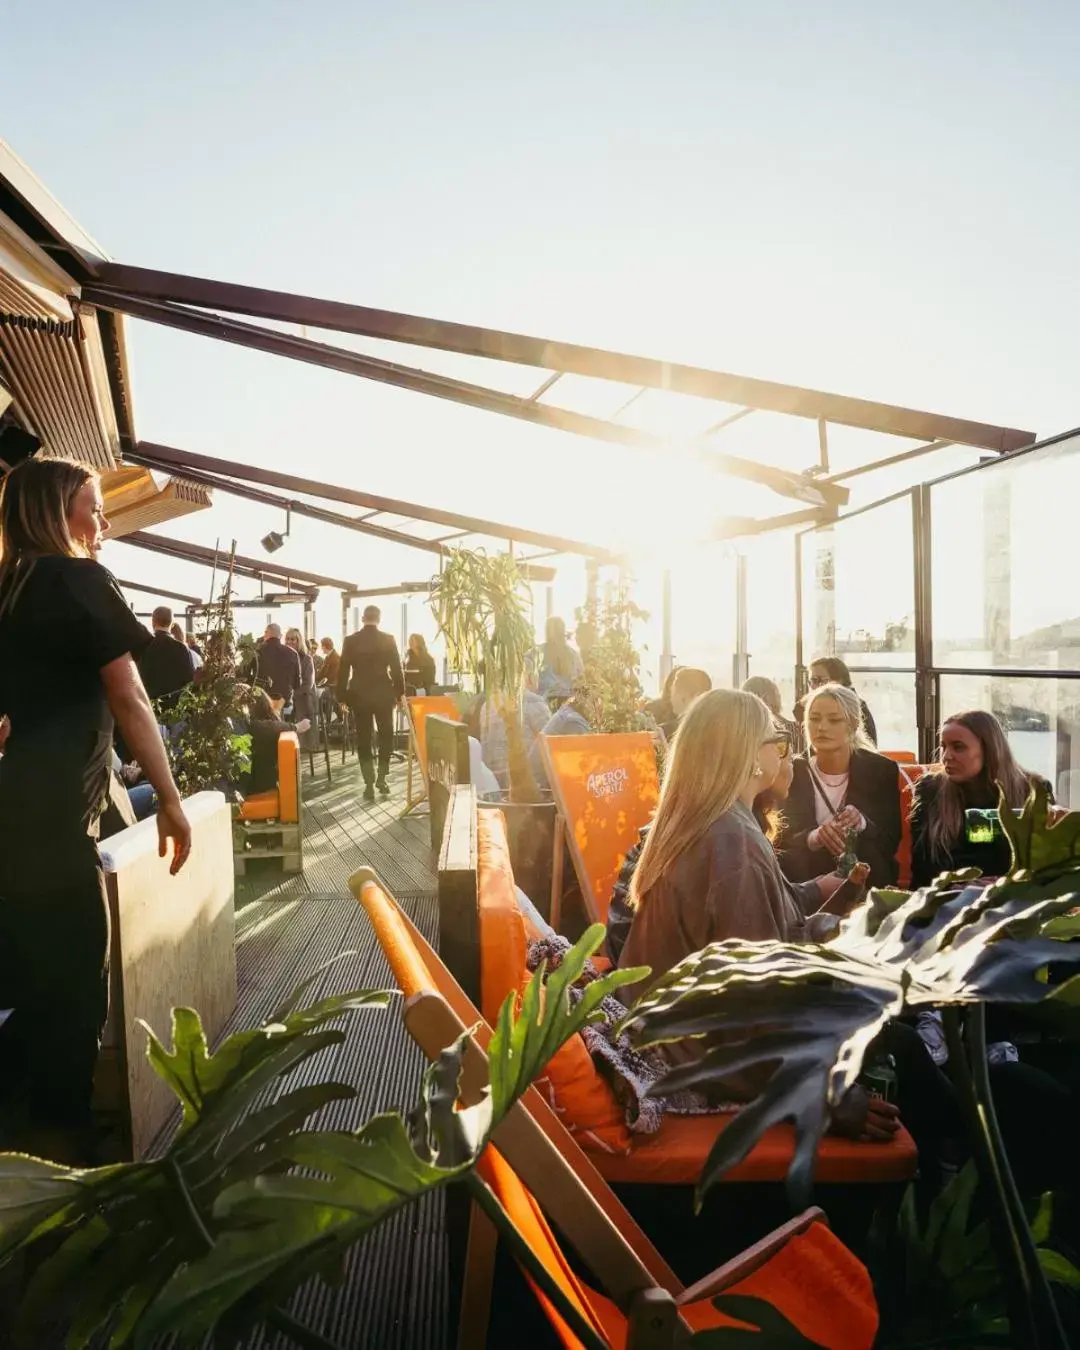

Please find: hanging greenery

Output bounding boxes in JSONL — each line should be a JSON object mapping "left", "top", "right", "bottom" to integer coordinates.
{"left": 164, "top": 562, "right": 250, "bottom": 798}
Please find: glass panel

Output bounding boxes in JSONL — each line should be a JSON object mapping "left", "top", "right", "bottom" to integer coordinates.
{"left": 844, "top": 670, "right": 917, "bottom": 756}
{"left": 746, "top": 532, "right": 799, "bottom": 719}
{"left": 931, "top": 433, "right": 1080, "bottom": 670}
{"left": 800, "top": 495, "right": 916, "bottom": 671}
{"left": 937, "top": 675, "right": 1080, "bottom": 808}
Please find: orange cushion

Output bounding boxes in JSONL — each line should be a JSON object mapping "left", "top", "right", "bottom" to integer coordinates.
{"left": 593, "top": 1113, "right": 918, "bottom": 1186}
{"left": 477, "top": 809, "right": 529, "bottom": 1027}
{"left": 531, "top": 1015, "right": 632, "bottom": 1156}
{"left": 239, "top": 789, "right": 281, "bottom": 822}
{"left": 897, "top": 763, "right": 931, "bottom": 889}
{"left": 277, "top": 730, "right": 300, "bottom": 823}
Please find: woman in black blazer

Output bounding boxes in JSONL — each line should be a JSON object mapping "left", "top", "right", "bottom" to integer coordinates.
{"left": 776, "top": 682, "right": 901, "bottom": 889}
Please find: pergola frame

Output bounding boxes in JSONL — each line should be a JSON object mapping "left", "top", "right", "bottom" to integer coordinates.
{"left": 77, "top": 263, "right": 1036, "bottom": 524}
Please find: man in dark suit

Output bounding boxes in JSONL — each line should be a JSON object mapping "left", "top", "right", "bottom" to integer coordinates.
{"left": 137, "top": 606, "right": 194, "bottom": 713}
{"left": 337, "top": 605, "right": 404, "bottom": 802}
{"left": 254, "top": 623, "right": 301, "bottom": 712}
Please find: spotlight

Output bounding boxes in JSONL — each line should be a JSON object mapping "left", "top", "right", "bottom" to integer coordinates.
{"left": 261, "top": 530, "right": 286, "bottom": 553}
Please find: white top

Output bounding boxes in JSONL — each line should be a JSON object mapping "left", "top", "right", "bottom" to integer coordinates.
{"left": 809, "top": 761, "right": 850, "bottom": 827}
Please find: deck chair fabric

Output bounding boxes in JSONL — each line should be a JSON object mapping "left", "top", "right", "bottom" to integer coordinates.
{"left": 408, "top": 695, "right": 462, "bottom": 786}
{"left": 897, "top": 764, "right": 932, "bottom": 889}
{"left": 539, "top": 732, "right": 660, "bottom": 923}
{"left": 355, "top": 873, "right": 879, "bottom": 1350}
{"left": 474, "top": 807, "right": 918, "bottom": 1187}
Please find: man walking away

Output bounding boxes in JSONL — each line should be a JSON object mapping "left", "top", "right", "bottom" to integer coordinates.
{"left": 137, "top": 607, "right": 195, "bottom": 713}
{"left": 255, "top": 623, "right": 301, "bottom": 713}
{"left": 337, "top": 605, "right": 404, "bottom": 802}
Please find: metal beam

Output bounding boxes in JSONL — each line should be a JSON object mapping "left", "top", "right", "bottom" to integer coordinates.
{"left": 82, "top": 286, "right": 847, "bottom": 507}
{"left": 88, "top": 262, "right": 1036, "bottom": 454}
{"left": 701, "top": 407, "right": 755, "bottom": 437}
{"left": 712, "top": 506, "right": 832, "bottom": 540}
{"left": 115, "top": 578, "right": 201, "bottom": 606}
{"left": 127, "top": 440, "right": 620, "bottom": 561}
{"left": 116, "top": 530, "right": 352, "bottom": 591}
{"left": 125, "top": 448, "right": 449, "bottom": 558}
{"left": 823, "top": 438, "right": 956, "bottom": 484}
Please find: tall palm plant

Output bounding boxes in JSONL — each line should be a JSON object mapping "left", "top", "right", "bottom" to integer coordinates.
{"left": 429, "top": 548, "right": 540, "bottom": 802}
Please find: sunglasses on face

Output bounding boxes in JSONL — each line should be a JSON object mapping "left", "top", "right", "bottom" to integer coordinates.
{"left": 762, "top": 734, "right": 792, "bottom": 760}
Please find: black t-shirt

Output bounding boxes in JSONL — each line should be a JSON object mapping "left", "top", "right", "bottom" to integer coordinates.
{"left": 0, "top": 556, "right": 151, "bottom": 840}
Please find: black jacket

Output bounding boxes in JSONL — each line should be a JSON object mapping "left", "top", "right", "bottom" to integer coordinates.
{"left": 776, "top": 749, "right": 902, "bottom": 888}
{"left": 255, "top": 638, "right": 301, "bottom": 704}
{"left": 137, "top": 630, "right": 194, "bottom": 705}
{"left": 909, "top": 771, "right": 1052, "bottom": 890}
{"left": 337, "top": 626, "right": 405, "bottom": 706}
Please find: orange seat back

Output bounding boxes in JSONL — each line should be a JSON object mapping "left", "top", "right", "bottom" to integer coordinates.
{"left": 539, "top": 732, "right": 659, "bottom": 923}
{"left": 880, "top": 749, "right": 916, "bottom": 764}
{"left": 276, "top": 731, "right": 300, "bottom": 823}
{"left": 407, "top": 695, "right": 462, "bottom": 785}
{"left": 897, "top": 763, "right": 932, "bottom": 888}
{"left": 476, "top": 809, "right": 528, "bottom": 1026}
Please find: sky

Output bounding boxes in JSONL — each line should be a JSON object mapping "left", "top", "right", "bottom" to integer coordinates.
{"left": 4, "top": 0, "right": 1080, "bottom": 683}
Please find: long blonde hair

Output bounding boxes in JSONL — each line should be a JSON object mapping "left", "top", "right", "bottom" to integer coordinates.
{"left": 0, "top": 457, "right": 96, "bottom": 617}
{"left": 803, "top": 683, "right": 875, "bottom": 755}
{"left": 924, "top": 710, "right": 1033, "bottom": 864}
{"left": 630, "top": 689, "right": 771, "bottom": 913}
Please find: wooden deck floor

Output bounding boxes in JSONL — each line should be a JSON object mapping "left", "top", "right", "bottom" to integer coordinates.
{"left": 236, "top": 750, "right": 437, "bottom": 908}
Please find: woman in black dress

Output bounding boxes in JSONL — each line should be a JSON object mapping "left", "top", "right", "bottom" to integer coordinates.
{"left": 0, "top": 458, "right": 191, "bottom": 1163}
{"left": 404, "top": 633, "right": 437, "bottom": 696}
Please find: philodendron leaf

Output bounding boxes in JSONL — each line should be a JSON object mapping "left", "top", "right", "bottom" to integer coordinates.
{"left": 135, "top": 1033, "right": 487, "bottom": 1347}
{"left": 0, "top": 1154, "right": 101, "bottom": 1259}
{"left": 999, "top": 781, "right": 1080, "bottom": 878}
{"left": 487, "top": 923, "right": 648, "bottom": 1123}
{"left": 624, "top": 788, "right": 1080, "bottom": 1204}
{"left": 688, "top": 1293, "right": 823, "bottom": 1345}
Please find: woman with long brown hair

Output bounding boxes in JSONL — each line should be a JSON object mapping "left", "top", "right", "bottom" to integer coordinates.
{"left": 404, "top": 632, "right": 436, "bottom": 695}
{"left": 910, "top": 710, "right": 1045, "bottom": 888}
{"left": 0, "top": 457, "right": 190, "bottom": 1162}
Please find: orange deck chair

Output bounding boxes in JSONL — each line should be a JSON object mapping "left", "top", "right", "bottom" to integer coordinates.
{"left": 402, "top": 694, "right": 462, "bottom": 816}
{"left": 234, "top": 729, "right": 302, "bottom": 876}
{"left": 539, "top": 732, "right": 660, "bottom": 927}
{"left": 353, "top": 869, "right": 880, "bottom": 1350}
{"left": 474, "top": 804, "right": 918, "bottom": 1190}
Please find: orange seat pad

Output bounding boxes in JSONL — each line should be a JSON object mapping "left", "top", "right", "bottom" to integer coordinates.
{"left": 593, "top": 1113, "right": 917, "bottom": 1186}
{"left": 239, "top": 790, "right": 281, "bottom": 822}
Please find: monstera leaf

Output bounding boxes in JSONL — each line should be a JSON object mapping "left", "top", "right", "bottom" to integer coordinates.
{"left": 620, "top": 789, "right": 1080, "bottom": 1205}
{"left": 0, "top": 926, "right": 631, "bottom": 1349}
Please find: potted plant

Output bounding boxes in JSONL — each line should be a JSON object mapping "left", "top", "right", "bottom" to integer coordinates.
{"left": 0, "top": 929, "right": 645, "bottom": 1350}
{"left": 430, "top": 548, "right": 560, "bottom": 900}
{"left": 574, "top": 592, "right": 655, "bottom": 736}
{"left": 620, "top": 787, "right": 1080, "bottom": 1349}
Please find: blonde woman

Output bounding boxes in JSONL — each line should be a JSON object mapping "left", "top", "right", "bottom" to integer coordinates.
{"left": 775, "top": 682, "right": 901, "bottom": 891}
{"left": 0, "top": 458, "right": 190, "bottom": 1162}
{"left": 285, "top": 626, "right": 316, "bottom": 732}
{"left": 618, "top": 690, "right": 852, "bottom": 992}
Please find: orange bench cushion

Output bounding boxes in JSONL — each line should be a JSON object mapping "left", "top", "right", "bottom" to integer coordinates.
{"left": 593, "top": 1112, "right": 917, "bottom": 1186}
{"left": 478, "top": 808, "right": 630, "bottom": 1154}
{"left": 897, "top": 763, "right": 931, "bottom": 889}
{"left": 239, "top": 789, "right": 281, "bottom": 822}
{"left": 277, "top": 730, "right": 300, "bottom": 822}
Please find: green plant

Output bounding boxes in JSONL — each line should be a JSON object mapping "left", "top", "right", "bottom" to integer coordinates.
{"left": 0, "top": 928, "right": 644, "bottom": 1349}
{"left": 429, "top": 548, "right": 540, "bottom": 801}
{"left": 620, "top": 785, "right": 1080, "bottom": 1347}
{"left": 165, "top": 568, "right": 250, "bottom": 796}
{"left": 574, "top": 593, "right": 654, "bottom": 735}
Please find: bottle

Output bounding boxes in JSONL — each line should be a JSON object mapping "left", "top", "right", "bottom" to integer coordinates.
{"left": 859, "top": 1053, "right": 898, "bottom": 1104}
{"left": 836, "top": 826, "right": 859, "bottom": 877}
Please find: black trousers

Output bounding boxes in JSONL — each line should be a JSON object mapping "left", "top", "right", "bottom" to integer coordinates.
{"left": 0, "top": 834, "right": 109, "bottom": 1161}
{"left": 351, "top": 697, "right": 395, "bottom": 784}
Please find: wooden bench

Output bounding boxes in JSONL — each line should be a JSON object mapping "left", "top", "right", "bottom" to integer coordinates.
{"left": 425, "top": 712, "right": 471, "bottom": 852}
{"left": 233, "top": 729, "right": 302, "bottom": 876}
{"left": 95, "top": 790, "right": 236, "bottom": 1157}
{"left": 354, "top": 869, "right": 880, "bottom": 1350}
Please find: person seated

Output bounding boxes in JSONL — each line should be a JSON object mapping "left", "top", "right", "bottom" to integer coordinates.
{"left": 238, "top": 687, "right": 311, "bottom": 796}
{"left": 615, "top": 690, "right": 895, "bottom": 1139}
{"left": 606, "top": 718, "right": 796, "bottom": 965}
{"left": 776, "top": 683, "right": 901, "bottom": 890}
{"left": 660, "top": 666, "right": 712, "bottom": 740}
{"left": 404, "top": 633, "right": 437, "bottom": 696}
{"left": 535, "top": 615, "right": 584, "bottom": 703}
{"left": 470, "top": 675, "right": 551, "bottom": 791}
{"left": 910, "top": 709, "right": 1053, "bottom": 889}
{"left": 742, "top": 674, "right": 802, "bottom": 754}
{"left": 527, "top": 689, "right": 596, "bottom": 788}
{"left": 794, "top": 656, "right": 877, "bottom": 746}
